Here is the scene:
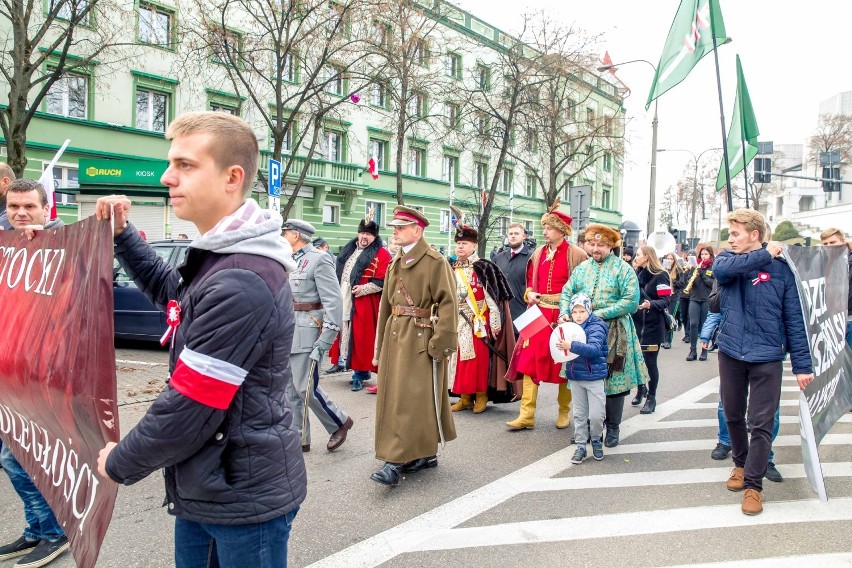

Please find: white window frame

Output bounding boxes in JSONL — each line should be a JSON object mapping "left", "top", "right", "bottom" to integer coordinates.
{"left": 442, "top": 154, "right": 458, "bottom": 182}
{"left": 46, "top": 72, "right": 87, "bottom": 119}
{"left": 408, "top": 147, "right": 425, "bottom": 177}
{"left": 474, "top": 161, "right": 487, "bottom": 189}
{"left": 365, "top": 200, "right": 385, "bottom": 227}
{"left": 439, "top": 209, "right": 450, "bottom": 233}
{"left": 369, "top": 138, "right": 386, "bottom": 169}
{"left": 138, "top": 3, "right": 172, "bottom": 47}
{"left": 136, "top": 88, "right": 169, "bottom": 132}
{"left": 322, "top": 204, "right": 340, "bottom": 224}
{"left": 324, "top": 66, "right": 343, "bottom": 95}
{"left": 324, "top": 130, "right": 343, "bottom": 162}
{"left": 501, "top": 168, "right": 513, "bottom": 194}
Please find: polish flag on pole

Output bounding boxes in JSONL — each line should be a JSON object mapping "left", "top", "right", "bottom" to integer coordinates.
{"left": 513, "top": 304, "right": 550, "bottom": 341}
{"left": 367, "top": 156, "right": 379, "bottom": 180}
{"left": 39, "top": 139, "right": 71, "bottom": 220}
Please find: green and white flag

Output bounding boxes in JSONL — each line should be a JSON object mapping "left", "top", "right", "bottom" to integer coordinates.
{"left": 646, "top": 0, "right": 727, "bottom": 110}
{"left": 716, "top": 55, "right": 760, "bottom": 191}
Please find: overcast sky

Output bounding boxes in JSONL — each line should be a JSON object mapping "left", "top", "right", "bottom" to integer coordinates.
{"left": 455, "top": 0, "right": 851, "bottom": 231}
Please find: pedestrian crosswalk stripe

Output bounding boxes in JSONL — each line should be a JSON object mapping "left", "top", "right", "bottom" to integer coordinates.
{"left": 604, "top": 433, "right": 852, "bottom": 456}
{"left": 645, "top": 415, "right": 852, "bottom": 430}
{"left": 409, "top": 497, "right": 852, "bottom": 552}
{"left": 685, "top": 399, "right": 799, "bottom": 409}
{"left": 527, "top": 462, "right": 852, "bottom": 492}
{"left": 664, "top": 552, "right": 852, "bottom": 568}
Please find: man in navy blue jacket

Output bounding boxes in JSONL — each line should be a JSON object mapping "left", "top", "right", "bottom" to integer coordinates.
{"left": 713, "top": 209, "right": 813, "bottom": 516}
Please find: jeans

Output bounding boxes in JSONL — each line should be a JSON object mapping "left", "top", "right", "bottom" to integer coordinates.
{"left": 569, "top": 379, "right": 605, "bottom": 445}
{"left": 0, "top": 445, "right": 65, "bottom": 542}
{"left": 717, "top": 400, "right": 780, "bottom": 462}
{"left": 352, "top": 370, "right": 371, "bottom": 382}
{"left": 718, "top": 352, "right": 783, "bottom": 492}
{"left": 174, "top": 508, "right": 299, "bottom": 568}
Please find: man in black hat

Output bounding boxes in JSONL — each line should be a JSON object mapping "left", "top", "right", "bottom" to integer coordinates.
{"left": 327, "top": 215, "right": 392, "bottom": 391}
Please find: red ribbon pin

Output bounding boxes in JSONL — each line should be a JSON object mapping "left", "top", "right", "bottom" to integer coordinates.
{"left": 751, "top": 272, "right": 771, "bottom": 286}
{"left": 160, "top": 299, "right": 182, "bottom": 347}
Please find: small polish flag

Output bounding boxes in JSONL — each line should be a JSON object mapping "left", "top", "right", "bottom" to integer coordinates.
{"left": 367, "top": 157, "right": 379, "bottom": 180}
{"left": 656, "top": 283, "right": 673, "bottom": 297}
{"left": 514, "top": 304, "right": 550, "bottom": 341}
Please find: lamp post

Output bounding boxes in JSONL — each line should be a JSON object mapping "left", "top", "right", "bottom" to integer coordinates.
{"left": 597, "top": 59, "right": 658, "bottom": 238}
{"left": 658, "top": 147, "right": 721, "bottom": 247}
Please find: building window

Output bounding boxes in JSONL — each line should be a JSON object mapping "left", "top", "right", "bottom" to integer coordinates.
{"left": 440, "top": 209, "right": 451, "bottom": 233}
{"left": 44, "top": 164, "right": 79, "bottom": 190}
{"left": 365, "top": 201, "right": 384, "bottom": 227}
{"left": 369, "top": 138, "right": 387, "bottom": 169}
{"left": 52, "top": 0, "right": 89, "bottom": 23}
{"left": 442, "top": 154, "right": 459, "bottom": 183}
{"left": 476, "top": 65, "right": 491, "bottom": 91}
{"left": 475, "top": 113, "right": 488, "bottom": 136}
{"left": 408, "top": 147, "right": 425, "bottom": 177}
{"left": 446, "top": 102, "right": 460, "bottom": 130}
{"left": 603, "top": 152, "right": 612, "bottom": 172}
{"left": 525, "top": 173, "right": 536, "bottom": 198}
{"left": 524, "top": 219, "right": 533, "bottom": 234}
{"left": 370, "top": 81, "right": 388, "bottom": 108}
{"left": 46, "top": 72, "right": 87, "bottom": 119}
{"left": 407, "top": 92, "right": 425, "bottom": 119}
{"left": 138, "top": 3, "right": 173, "bottom": 47}
{"left": 497, "top": 216, "right": 508, "bottom": 236}
{"left": 327, "top": 2, "right": 346, "bottom": 38}
{"left": 446, "top": 52, "right": 462, "bottom": 80}
{"left": 323, "top": 130, "right": 343, "bottom": 162}
{"left": 136, "top": 88, "right": 169, "bottom": 132}
{"left": 322, "top": 204, "right": 340, "bottom": 224}
{"left": 500, "top": 168, "right": 513, "bottom": 194}
{"left": 323, "top": 66, "right": 343, "bottom": 95}
{"left": 601, "top": 184, "right": 612, "bottom": 209}
{"left": 211, "top": 28, "right": 241, "bottom": 65}
{"left": 282, "top": 52, "right": 297, "bottom": 82}
{"left": 474, "top": 161, "right": 488, "bottom": 189}
{"left": 525, "top": 129, "right": 538, "bottom": 151}
{"left": 413, "top": 38, "right": 428, "bottom": 66}
{"left": 373, "top": 21, "right": 389, "bottom": 47}
{"left": 210, "top": 103, "right": 237, "bottom": 115}
{"left": 586, "top": 107, "right": 595, "bottom": 127}
{"left": 603, "top": 115, "right": 614, "bottom": 136}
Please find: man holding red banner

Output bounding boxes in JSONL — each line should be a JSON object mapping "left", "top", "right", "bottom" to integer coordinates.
{"left": 506, "top": 200, "right": 587, "bottom": 431}
{"left": 94, "top": 112, "right": 306, "bottom": 567}
{"left": 0, "top": 179, "right": 69, "bottom": 567}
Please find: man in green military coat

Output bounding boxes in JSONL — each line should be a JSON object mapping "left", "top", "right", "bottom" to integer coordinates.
{"left": 562, "top": 223, "right": 649, "bottom": 448}
{"left": 370, "top": 206, "right": 459, "bottom": 486}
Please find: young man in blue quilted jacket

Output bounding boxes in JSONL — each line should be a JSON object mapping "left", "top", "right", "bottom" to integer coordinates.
{"left": 713, "top": 209, "right": 813, "bottom": 516}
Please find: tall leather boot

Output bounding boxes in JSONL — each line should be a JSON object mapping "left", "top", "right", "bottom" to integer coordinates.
{"left": 631, "top": 384, "right": 647, "bottom": 406}
{"left": 472, "top": 392, "right": 488, "bottom": 414}
{"left": 451, "top": 394, "right": 473, "bottom": 412}
{"left": 556, "top": 382, "right": 572, "bottom": 429}
{"left": 604, "top": 396, "right": 624, "bottom": 447}
{"left": 506, "top": 375, "right": 537, "bottom": 430}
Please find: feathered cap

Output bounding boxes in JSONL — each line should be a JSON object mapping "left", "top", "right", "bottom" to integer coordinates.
{"left": 540, "top": 198, "right": 573, "bottom": 235}
{"left": 358, "top": 206, "right": 379, "bottom": 237}
{"left": 454, "top": 225, "right": 478, "bottom": 243}
{"left": 584, "top": 223, "right": 622, "bottom": 248}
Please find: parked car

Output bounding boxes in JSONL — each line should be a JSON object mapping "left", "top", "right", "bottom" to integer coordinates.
{"left": 114, "top": 239, "right": 190, "bottom": 341}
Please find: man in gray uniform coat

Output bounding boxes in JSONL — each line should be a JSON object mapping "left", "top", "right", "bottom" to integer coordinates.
{"left": 283, "top": 219, "right": 354, "bottom": 452}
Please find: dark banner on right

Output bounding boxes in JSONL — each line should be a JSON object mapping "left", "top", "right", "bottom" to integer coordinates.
{"left": 785, "top": 245, "right": 852, "bottom": 500}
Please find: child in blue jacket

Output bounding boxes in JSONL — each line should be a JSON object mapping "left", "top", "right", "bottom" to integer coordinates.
{"left": 557, "top": 293, "right": 609, "bottom": 464}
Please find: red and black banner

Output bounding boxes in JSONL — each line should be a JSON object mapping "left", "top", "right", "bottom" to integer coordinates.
{"left": 0, "top": 217, "right": 119, "bottom": 567}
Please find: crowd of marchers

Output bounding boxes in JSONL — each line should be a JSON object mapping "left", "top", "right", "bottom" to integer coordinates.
{"left": 0, "top": 111, "right": 850, "bottom": 567}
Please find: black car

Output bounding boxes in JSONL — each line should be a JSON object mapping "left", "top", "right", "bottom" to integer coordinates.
{"left": 114, "top": 240, "right": 190, "bottom": 341}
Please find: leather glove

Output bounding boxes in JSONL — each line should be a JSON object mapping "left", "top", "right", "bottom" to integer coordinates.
{"left": 310, "top": 339, "right": 334, "bottom": 361}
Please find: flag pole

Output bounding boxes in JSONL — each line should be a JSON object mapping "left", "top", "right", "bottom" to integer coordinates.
{"left": 710, "top": 5, "right": 733, "bottom": 212}
{"left": 448, "top": 162, "right": 455, "bottom": 255}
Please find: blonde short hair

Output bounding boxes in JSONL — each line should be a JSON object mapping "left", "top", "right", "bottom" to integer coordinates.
{"left": 0, "top": 163, "right": 15, "bottom": 181}
{"left": 820, "top": 227, "right": 845, "bottom": 242}
{"left": 166, "top": 112, "right": 259, "bottom": 196}
{"left": 727, "top": 208, "right": 767, "bottom": 241}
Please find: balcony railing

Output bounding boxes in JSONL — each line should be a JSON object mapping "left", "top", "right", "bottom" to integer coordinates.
{"left": 260, "top": 151, "right": 366, "bottom": 187}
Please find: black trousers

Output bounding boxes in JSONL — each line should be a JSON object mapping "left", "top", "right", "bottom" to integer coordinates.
{"left": 718, "top": 351, "right": 782, "bottom": 492}
{"left": 688, "top": 300, "right": 709, "bottom": 350}
{"left": 643, "top": 350, "right": 660, "bottom": 395}
{"left": 679, "top": 297, "right": 690, "bottom": 335}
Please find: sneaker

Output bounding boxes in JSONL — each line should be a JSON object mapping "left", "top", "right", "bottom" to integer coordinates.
{"left": 14, "top": 537, "right": 69, "bottom": 568}
{"left": 741, "top": 488, "right": 763, "bottom": 516}
{"left": 351, "top": 379, "right": 363, "bottom": 392}
{"left": 765, "top": 462, "right": 783, "bottom": 483}
{"left": 571, "top": 446, "right": 587, "bottom": 464}
{"left": 0, "top": 537, "right": 39, "bottom": 561}
{"left": 711, "top": 443, "right": 731, "bottom": 460}
{"left": 591, "top": 440, "right": 604, "bottom": 461}
{"left": 727, "top": 466, "right": 745, "bottom": 492}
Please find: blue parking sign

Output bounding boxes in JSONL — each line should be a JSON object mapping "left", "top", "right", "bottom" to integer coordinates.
{"left": 268, "top": 158, "right": 281, "bottom": 197}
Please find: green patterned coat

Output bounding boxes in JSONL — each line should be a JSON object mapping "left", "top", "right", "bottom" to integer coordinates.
{"left": 561, "top": 254, "right": 649, "bottom": 395}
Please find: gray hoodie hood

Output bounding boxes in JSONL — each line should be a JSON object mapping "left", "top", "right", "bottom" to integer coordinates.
{"left": 191, "top": 206, "right": 296, "bottom": 272}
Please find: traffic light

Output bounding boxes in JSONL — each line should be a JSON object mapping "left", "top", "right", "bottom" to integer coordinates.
{"left": 754, "top": 157, "right": 771, "bottom": 183}
{"left": 822, "top": 166, "right": 841, "bottom": 192}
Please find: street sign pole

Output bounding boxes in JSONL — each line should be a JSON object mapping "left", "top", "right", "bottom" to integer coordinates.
{"left": 268, "top": 158, "right": 282, "bottom": 213}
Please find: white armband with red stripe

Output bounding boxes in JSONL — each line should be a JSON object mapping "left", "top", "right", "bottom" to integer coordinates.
{"left": 169, "top": 348, "right": 248, "bottom": 410}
